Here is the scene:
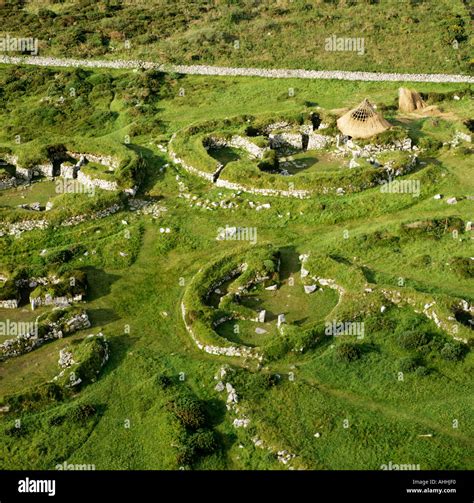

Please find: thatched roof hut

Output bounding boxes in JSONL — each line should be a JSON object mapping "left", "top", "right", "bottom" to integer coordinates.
{"left": 337, "top": 99, "right": 391, "bottom": 139}
{"left": 398, "top": 87, "right": 426, "bottom": 113}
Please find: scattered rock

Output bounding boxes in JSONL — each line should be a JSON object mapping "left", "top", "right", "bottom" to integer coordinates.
{"left": 214, "top": 381, "right": 225, "bottom": 392}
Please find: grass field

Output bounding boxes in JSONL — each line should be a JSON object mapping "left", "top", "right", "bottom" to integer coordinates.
{"left": 0, "top": 60, "right": 472, "bottom": 471}
{"left": 1, "top": 0, "right": 472, "bottom": 74}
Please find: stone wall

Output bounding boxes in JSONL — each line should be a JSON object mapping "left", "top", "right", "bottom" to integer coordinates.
{"left": 205, "top": 133, "right": 269, "bottom": 168}
{"left": 0, "top": 311, "right": 91, "bottom": 361}
{"left": 15, "top": 166, "right": 33, "bottom": 181}
{"left": 0, "top": 177, "right": 16, "bottom": 190}
{"left": 33, "top": 162, "right": 54, "bottom": 178}
{"left": 77, "top": 170, "right": 118, "bottom": 191}
{"left": 67, "top": 151, "right": 119, "bottom": 170}
{"left": 269, "top": 133, "right": 303, "bottom": 150}
{"left": 0, "top": 203, "right": 121, "bottom": 237}
{"left": 1, "top": 55, "right": 473, "bottom": 83}
{"left": 215, "top": 177, "right": 309, "bottom": 198}
{"left": 30, "top": 293, "right": 84, "bottom": 310}
{"left": 61, "top": 203, "right": 122, "bottom": 226}
{"left": 181, "top": 302, "right": 262, "bottom": 360}
{"left": 60, "top": 162, "right": 79, "bottom": 179}
{"left": 169, "top": 146, "right": 215, "bottom": 182}
{"left": 307, "top": 133, "right": 333, "bottom": 150}
{"left": 228, "top": 135, "right": 267, "bottom": 159}
{"left": 380, "top": 288, "right": 469, "bottom": 343}
{"left": 0, "top": 218, "right": 48, "bottom": 237}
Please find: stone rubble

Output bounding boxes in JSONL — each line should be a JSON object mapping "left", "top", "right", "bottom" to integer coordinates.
{"left": 0, "top": 311, "right": 91, "bottom": 361}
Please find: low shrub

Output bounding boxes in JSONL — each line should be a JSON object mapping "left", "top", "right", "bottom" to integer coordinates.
{"left": 66, "top": 403, "right": 97, "bottom": 423}
{"left": 398, "top": 356, "right": 420, "bottom": 373}
{"left": 418, "top": 136, "right": 443, "bottom": 152}
{"left": 414, "top": 366, "right": 430, "bottom": 377}
{"left": 169, "top": 395, "right": 208, "bottom": 430}
{"left": 189, "top": 429, "right": 218, "bottom": 455}
{"left": 450, "top": 257, "right": 473, "bottom": 279}
{"left": 335, "top": 342, "right": 361, "bottom": 363}
{"left": 397, "top": 329, "right": 432, "bottom": 350}
{"left": 440, "top": 342, "right": 466, "bottom": 361}
{"left": 156, "top": 375, "right": 173, "bottom": 389}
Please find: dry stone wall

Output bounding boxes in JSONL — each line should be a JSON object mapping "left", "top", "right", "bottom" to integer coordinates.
{"left": 67, "top": 151, "right": 119, "bottom": 170}
{"left": 1, "top": 55, "right": 473, "bottom": 83}
{"left": 77, "top": 170, "right": 118, "bottom": 191}
{"left": 0, "top": 311, "right": 91, "bottom": 361}
{"left": 0, "top": 177, "right": 16, "bottom": 190}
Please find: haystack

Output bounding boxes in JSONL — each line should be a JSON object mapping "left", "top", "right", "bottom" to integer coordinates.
{"left": 336, "top": 99, "right": 391, "bottom": 139}
{"left": 398, "top": 87, "right": 426, "bottom": 113}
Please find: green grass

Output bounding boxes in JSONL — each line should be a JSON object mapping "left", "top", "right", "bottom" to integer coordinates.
{"left": 2, "top": 0, "right": 472, "bottom": 74}
{"left": 0, "top": 180, "right": 58, "bottom": 208}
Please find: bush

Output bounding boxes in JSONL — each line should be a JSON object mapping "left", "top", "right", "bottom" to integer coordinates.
{"left": 5, "top": 423, "right": 26, "bottom": 437}
{"left": 2, "top": 382, "right": 64, "bottom": 412}
{"left": 258, "top": 149, "right": 278, "bottom": 172}
{"left": 397, "top": 330, "right": 432, "bottom": 350}
{"left": 169, "top": 396, "right": 208, "bottom": 430}
{"left": 189, "top": 429, "right": 218, "bottom": 454}
{"left": 440, "top": 342, "right": 466, "bottom": 361}
{"left": 231, "top": 370, "right": 278, "bottom": 399}
{"left": 414, "top": 366, "right": 430, "bottom": 377}
{"left": 335, "top": 342, "right": 361, "bottom": 363}
{"left": 418, "top": 136, "right": 443, "bottom": 152}
{"left": 367, "top": 127, "right": 407, "bottom": 146}
{"left": 66, "top": 403, "right": 97, "bottom": 422}
{"left": 49, "top": 414, "right": 66, "bottom": 426}
{"left": 176, "top": 445, "right": 196, "bottom": 466}
{"left": 398, "top": 356, "right": 419, "bottom": 373}
{"left": 463, "top": 119, "right": 474, "bottom": 133}
{"left": 450, "top": 257, "right": 473, "bottom": 279}
{"left": 156, "top": 375, "right": 173, "bottom": 389}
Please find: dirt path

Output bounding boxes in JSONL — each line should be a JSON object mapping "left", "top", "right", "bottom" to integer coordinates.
{"left": 0, "top": 55, "right": 473, "bottom": 83}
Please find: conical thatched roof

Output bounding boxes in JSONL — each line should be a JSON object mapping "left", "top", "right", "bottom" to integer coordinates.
{"left": 398, "top": 87, "right": 426, "bottom": 113}
{"left": 337, "top": 99, "right": 391, "bottom": 139}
